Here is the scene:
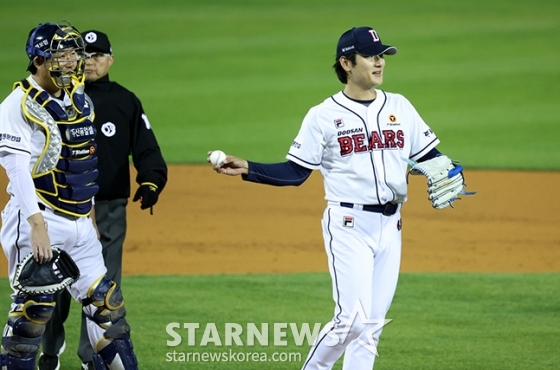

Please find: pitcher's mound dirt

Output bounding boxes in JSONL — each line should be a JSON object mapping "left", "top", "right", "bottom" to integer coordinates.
{"left": 1, "top": 166, "right": 559, "bottom": 275}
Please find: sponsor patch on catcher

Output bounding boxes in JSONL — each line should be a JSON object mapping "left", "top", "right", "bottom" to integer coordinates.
{"left": 0, "top": 133, "right": 22, "bottom": 142}
{"left": 334, "top": 118, "right": 344, "bottom": 128}
{"left": 343, "top": 216, "right": 354, "bottom": 228}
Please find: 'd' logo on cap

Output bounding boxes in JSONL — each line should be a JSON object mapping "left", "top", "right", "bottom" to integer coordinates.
{"left": 368, "top": 29, "right": 380, "bottom": 42}
{"left": 84, "top": 32, "right": 97, "bottom": 44}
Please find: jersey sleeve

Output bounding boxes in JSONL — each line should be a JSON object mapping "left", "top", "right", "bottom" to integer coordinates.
{"left": 129, "top": 95, "right": 168, "bottom": 191}
{"left": 286, "top": 106, "right": 324, "bottom": 170}
{"left": 403, "top": 96, "right": 440, "bottom": 161}
{"left": 0, "top": 90, "right": 33, "bottom": 158}
{"left": 0, "top": 153, "right": 40, "bottom": 220}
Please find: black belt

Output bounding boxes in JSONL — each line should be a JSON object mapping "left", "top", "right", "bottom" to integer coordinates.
{"left": 340, "top": 202, "right": 398, "bottom": 216}
{"left": 38, "top": 203, "right": 80, "bottom": 221}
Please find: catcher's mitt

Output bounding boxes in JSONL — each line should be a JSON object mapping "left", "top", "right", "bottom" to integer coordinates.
{"left": 405, "top": 155, "right": 476, "bottom": 209}
{"left": 12, "top": 247, "right": 80, "bottom": 294}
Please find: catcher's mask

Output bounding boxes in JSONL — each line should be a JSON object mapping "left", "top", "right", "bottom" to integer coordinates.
{"left": 25, "top": 21, "right": 86, "bottom": 89}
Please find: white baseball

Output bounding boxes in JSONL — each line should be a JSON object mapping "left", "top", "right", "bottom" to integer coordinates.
{"left": 209, "top": 150, "right": 227, "bottom": 167}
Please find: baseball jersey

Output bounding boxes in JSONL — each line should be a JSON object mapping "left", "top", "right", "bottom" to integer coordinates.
{"left": 287, "top": 90, "right": 439, "bottom": 205}
{"left": 0, "top": 78, "right": 44, "bottom": 161}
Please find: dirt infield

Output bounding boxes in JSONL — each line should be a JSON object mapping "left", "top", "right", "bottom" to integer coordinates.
{"left": 1, "top": 166, "right": 559, "bottom": 275}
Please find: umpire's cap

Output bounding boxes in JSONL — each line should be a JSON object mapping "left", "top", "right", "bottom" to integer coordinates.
{"left": 81, "top": 30, "right": 112, "bottom": 54}
{"left": 336, "top": 27, "right": 397, "bottom": 60}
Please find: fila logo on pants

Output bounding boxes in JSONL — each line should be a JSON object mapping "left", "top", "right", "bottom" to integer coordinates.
{"left": 343, "top": 216, "right": 354, "bottom": 228}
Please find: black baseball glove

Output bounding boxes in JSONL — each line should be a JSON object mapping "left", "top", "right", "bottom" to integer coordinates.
{"left": 133, "top": 182, "right": 160, "bottom": 210}
{"left": 12, "top": 247, "right": 80, "bottom": 295}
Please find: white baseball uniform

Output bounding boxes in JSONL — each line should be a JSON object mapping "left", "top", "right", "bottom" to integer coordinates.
{"left": 287, "top": 90, "right": 439, "bottom": 370}
{"left": 0, "top": 76, "right": 108, "bottom": 350}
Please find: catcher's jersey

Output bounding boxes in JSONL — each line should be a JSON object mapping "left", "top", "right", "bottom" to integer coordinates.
{"left": 0, "top": 76, "right": 66, "bottom": 166}
{"left": 0, "top": 77, "right": 97, "bottom": 216}
{"left": 287, "top": 90, "right": 439, "bottom": 205}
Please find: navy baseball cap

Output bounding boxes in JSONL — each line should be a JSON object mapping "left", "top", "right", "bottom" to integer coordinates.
{"left": 336, "top": 27, "right": 397, "bottom": 60}
{"left": 81, "top": 30, "right": 112, "bottom": 54}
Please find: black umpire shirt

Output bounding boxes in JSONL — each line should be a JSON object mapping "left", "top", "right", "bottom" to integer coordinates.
{"left": 85, "top": 74, "right": 168, "bottom": 201}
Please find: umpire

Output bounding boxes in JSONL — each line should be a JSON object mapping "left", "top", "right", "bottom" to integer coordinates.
{"left": 39, "top": 30, "right": 168, "bottom": 370}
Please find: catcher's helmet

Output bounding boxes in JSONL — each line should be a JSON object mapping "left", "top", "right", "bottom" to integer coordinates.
{"left": 25, "top": 22, "right": 85, "bottom": 88}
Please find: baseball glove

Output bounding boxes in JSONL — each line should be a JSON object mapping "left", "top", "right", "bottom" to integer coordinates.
{"left": 12, "top": 247, "right": 80, "bottom": 294}
{"left": 406, "top": 155, "right": 476, "bottom": 209}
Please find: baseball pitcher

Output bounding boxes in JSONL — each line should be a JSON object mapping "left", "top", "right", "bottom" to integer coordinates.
{"left": 208, "top": 26, "right": 474, "bottom": 370}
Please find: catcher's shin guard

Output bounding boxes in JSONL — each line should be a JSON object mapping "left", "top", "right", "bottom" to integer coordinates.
{"left": 1, "top": 294, "right": 55, "bottom": 370}
{"left": 83, "top": 276, "right": 138, "bottom": 369}
{"left": 92, "top": 339, "right": 137, "bottom": 370}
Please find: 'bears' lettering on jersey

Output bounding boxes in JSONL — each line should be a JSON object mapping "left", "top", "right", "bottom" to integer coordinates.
{"left": 338, "top": 129, "right": 404, "bottom": 156}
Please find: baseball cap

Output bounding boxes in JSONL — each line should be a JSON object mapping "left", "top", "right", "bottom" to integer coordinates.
{"left": 336, "top": 27, "right": 397, "bottom": 60}
{"left": 81, "top": 30, "right": 112, "bottom": 54}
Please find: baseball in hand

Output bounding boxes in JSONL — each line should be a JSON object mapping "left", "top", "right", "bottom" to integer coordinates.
{"left": 209, "top": 150, "right": 227, "bottom": 167}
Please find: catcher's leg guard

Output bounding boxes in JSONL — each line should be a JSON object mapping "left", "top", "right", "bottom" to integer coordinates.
{"left": 92, "top": 339, "right": 136, "bottom": 370}
{"left": 1, "top": 294, "right": 55, "bottom": 370}
{"left": 83, "top": 276, "right": 138, "bottom": 370}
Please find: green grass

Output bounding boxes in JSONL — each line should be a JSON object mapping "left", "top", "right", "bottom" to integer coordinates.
{"left": 1, "top": 273, "right": 558, "bottom": 369}
{"left": 0, "top": 0, "right": 559, "bottom": 169}
{"left": 0, "top": 3, "right": 558, "bottom": 369}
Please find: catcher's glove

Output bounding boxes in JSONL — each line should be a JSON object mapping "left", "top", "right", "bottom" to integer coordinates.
{"left": 405, "top": 155, "right": 476, "bottom": 209}
{"left": 12, "top": 247, "right": 80, "bottom": 294}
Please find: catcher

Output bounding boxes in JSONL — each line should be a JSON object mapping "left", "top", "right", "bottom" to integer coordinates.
{"left": 0, "top": 22, "right": 138, "bottom": 369}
